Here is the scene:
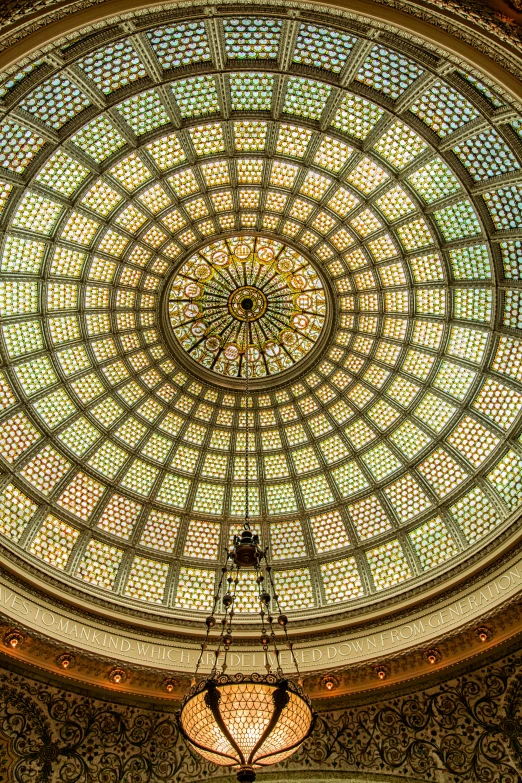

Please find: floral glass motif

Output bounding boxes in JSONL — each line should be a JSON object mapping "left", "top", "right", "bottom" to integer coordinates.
{"left": 168, "top": 235, "right": 325, "bottom": 379}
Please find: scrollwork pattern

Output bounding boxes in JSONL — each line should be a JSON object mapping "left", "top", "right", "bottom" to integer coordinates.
{"left": 0, "top": 675, "right": 210, "bottom": 783}
{"left": 1, "top": 656, "right": 522, "bottom": 781}
{"left": 285, "top": 661, "right": 522, "bottom": 782}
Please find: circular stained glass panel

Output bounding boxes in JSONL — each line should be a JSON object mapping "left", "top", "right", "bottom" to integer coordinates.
{"left": 167, "top": 235, "right": 326, "bottom": 379}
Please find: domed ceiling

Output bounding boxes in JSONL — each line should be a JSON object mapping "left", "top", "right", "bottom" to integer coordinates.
{"left": 0, "top": 6, "right": 521, "bottom": 625}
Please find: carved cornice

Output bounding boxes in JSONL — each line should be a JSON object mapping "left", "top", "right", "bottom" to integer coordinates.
{"left": 0, "top": 0, "right": 521, "bottom": 78}
{"left": 2, "top": 547, "right": 522, "bottom": 700}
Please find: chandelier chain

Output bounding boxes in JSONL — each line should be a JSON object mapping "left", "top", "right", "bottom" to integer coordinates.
{"left": 267, "top": 566, "right": 302, "bottom": 679}
{"left": 244, "top": 310, "right": 250, "bottom": 531}
{"left": 179, "top": 262, "right": 314, "bottom": 782}
{"left": 208, "top": 566, "right": 228, "bottom": 678}
{"left": 193, "top": 565, "right": 227, "bottom": 681}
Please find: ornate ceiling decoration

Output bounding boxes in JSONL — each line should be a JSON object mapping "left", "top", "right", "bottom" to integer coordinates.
{"left": 0, "top": 3, "right": 520, "bottom": 630}
{"left": 2, "top": 652, "right": 522, "bottom": 782}
{"left": 167, "top": 235, "right": 327, "bottom": 383}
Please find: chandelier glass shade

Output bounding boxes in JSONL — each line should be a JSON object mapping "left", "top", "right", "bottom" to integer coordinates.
{"left": 179, "top": 673, "right": 314, "bottom": 781}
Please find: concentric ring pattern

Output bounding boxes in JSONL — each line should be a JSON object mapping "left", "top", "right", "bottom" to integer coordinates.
{"left": 0, "top": 5, "right": 521, "bottom": 619}
{"left": 167, "top": 235, "right": 326, "bottom": 380}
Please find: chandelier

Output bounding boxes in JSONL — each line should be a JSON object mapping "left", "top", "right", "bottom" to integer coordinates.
{"left": 178, "top": 291, "right": 315, "bottom": 783}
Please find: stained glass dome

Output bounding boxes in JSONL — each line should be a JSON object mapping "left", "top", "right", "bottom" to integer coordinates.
{"left": 167, "top": 235, "right": 327, "bottom": 382}
{"left": 0, "top": 4, "right": 520, "bottom": 625}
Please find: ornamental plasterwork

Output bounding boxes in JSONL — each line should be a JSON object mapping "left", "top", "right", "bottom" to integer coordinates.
{"left": 1, "top": 0, "right": 522, "bottom": 79}
{"left": 1, "top": 652, "right": 522, "bottom": 782}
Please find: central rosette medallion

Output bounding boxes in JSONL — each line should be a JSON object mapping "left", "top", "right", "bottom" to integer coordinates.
{"left": 167, "top": 235, "right": 326, "bottom": 379}
{"left": 228, "top": 285, "right": 268, "bottom": 322}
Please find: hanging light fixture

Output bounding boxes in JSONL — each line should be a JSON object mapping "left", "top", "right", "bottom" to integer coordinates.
{"left": 178, "top": 284, "right": 315, "bottom": 783}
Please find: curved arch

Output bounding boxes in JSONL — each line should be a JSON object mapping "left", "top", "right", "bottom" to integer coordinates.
{"left": 1, "top": 0, "right": 522, "bottom": 109}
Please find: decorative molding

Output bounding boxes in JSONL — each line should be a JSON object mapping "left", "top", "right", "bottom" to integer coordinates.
{"left": 1, "top": 556, "right": 522, "bottom": 700}
{"left": 0, "top": 0, "right": 521, "bottom": 87}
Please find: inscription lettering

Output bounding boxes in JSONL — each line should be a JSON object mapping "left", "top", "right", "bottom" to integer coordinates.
{"left": 0, "top": 561, "right": 520, "bottom": 672}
